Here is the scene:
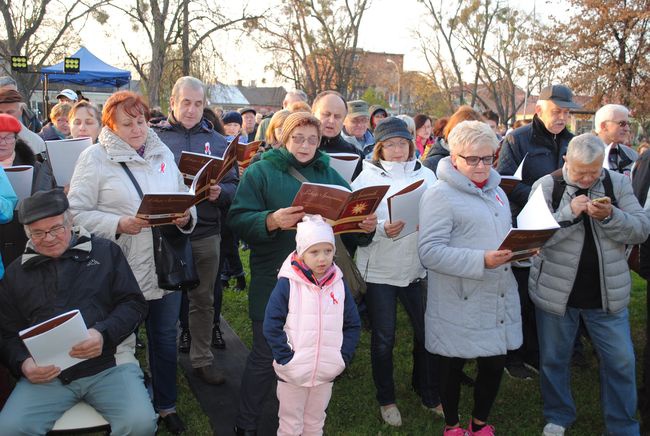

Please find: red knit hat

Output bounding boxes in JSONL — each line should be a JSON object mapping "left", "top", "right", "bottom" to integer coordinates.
{"left": 0, "top": 114, "right": 21, "bottom": 133}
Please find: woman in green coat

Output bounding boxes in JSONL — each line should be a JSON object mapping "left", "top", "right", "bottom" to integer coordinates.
{"left": 228, "top": 112, "right": 376, "bottom": 434}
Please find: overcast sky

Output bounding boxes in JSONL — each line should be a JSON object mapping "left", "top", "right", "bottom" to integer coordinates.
{"left": 77, "top": 0, "right": 565, "bottom": 88}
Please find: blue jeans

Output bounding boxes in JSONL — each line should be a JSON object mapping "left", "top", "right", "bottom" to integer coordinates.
{"left": 0, "top": 363, "right": 157, "bottom": 435}
{"left": 365, "top": 281, "right": 439, "bottom": 406}
{"left": 536, "top": 306, "right": 639, "bottom": 435}
{"left": 146, "top": 292, "right": 181, "bottom": 412}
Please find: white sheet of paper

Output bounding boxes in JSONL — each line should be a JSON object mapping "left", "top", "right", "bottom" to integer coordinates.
{"left": 389, "top": 182, "right": 427, "bottom": 239}
{"left": 513, "top": 153, "right": 527, "bottom": 179}
{"left": 46, "top": 137, "right": 93, "bottom": 186}
{"left": 516, "top": 185, "right": 560, "bottom": 230}
{"left": 4, "top": 165, "right": 33, "bottom": 203}
{"left": 603, "top": 143, "right": 612, "bottom": 169}
{"left": 20, "top": 310, "right": 90, "bottom": 370}
{"left": 328, "top": 153, "right": 359, "bottom": 184}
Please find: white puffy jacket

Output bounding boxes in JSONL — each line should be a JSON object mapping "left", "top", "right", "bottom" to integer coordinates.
{"left": 68, "top": 127, "right": 196, "bottom": 300}
{"left": 351, "top": 159, "right": 437, "bottom": 286}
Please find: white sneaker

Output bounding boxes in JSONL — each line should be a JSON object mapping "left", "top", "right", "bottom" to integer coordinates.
{"left": 380, "top": 404, "right": 402, "bottom": 427}
{"left": 543, "top": 423, "right": 566, "bottom": 436}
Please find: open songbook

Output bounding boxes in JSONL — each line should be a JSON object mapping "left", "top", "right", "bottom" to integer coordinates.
{"left": 387, "top": 179, "right": 427, "bottom": 239}
{"left": 499, "top": 154, "right": 527, "bottom": 194}
{"left": 138, "top": 135, "right": 243, "bottom": 225}
{"left": 4, "top": 165, "right": 34, "bottom": 203}
{"left": 45, "top": 137, "right": 93, "bottom": 186}
{"left": 291, "top": 182, "right": 389, "bottom": 234}
{"left": 19, "top": 310, "right": 90, "bottom": 370}
{"left": 328, "top": 153, "right": 360, "bottom": 184}
{"left": 497, "top": 185, "right": 559, "bottom": 261}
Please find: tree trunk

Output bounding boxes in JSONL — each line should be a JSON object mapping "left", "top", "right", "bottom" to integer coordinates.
{"left": 182, "top": 0, "right": 190, "bottom": 76}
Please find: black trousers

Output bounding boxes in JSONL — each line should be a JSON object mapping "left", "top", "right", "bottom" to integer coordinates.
{"left": 236, "top": 321, "right": 278, "bottom": 430}
{"left": 438, "top": 354, "right": 506, "bottom": 427}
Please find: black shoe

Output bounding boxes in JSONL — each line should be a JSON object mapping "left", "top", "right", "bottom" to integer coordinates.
{"left": 135, "top": 335, "right": 146, "bottom": 350}
{"left": 212, "top": 325, "right": 226, "bottom": 349}
{"left": 504, "top": 363, "right": 535, "bottom": 380}
{"left": 221, "top": 279, "right": 230, "bottom": 289}
{"left": 178, "top": 329, "right": 191, "bottom": 354}
{"left": 193, "top": 365, "right": 226, "bottom": 385}
{"left": 460, "top": 370, "right": 475, "bottom": 386}
{"left": 234, "top": 425, "right": 257, "bottom": 436}
{"left": 159, "top": 412, "right": 186, "bottom": 434}
{"left": 235, "top": 275, "right": 247, "bottom": 291}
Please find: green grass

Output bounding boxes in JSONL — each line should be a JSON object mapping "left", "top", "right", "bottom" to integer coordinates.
{"left": 169, "top": 250, "right": 649, "bottom": 435}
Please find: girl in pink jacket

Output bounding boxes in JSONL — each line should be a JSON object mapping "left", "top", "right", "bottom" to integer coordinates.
{"left": 263, "top": 215, "right": 361, "bottom": 436}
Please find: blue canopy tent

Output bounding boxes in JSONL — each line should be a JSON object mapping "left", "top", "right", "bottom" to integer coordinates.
{"left": 41, "top": 46, "right": 131, "bottom": 88}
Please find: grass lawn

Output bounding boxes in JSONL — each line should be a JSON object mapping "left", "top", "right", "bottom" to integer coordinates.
{"left": 169, "top": 251, "right": 648, "bottom": 435}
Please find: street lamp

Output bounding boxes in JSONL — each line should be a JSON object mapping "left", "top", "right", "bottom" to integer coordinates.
{"left": 386, "top": 58, "right": 401, "bottom": 115}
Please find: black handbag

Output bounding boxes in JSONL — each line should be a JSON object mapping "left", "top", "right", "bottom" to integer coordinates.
{"left": 120, "top": 163, "right": 200, "bottom": 291}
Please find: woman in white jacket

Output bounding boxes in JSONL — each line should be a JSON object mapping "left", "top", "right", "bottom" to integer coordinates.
{"left": 67, "top": 91, "right": 196, "bottom": 433}
{"left": 351, "top": 117, "right": 438, "bottom": 427}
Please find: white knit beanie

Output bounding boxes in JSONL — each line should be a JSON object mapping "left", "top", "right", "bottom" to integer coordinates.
{"left": 295, "top": 215, "right": 336, "bottom": 257}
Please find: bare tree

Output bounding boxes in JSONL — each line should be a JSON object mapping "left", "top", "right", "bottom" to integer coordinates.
{"left": 536, "top": 0, "right": 650, "bottom": 119}
{"left": 0, "top": 0, "right": 111, "bottom": 99}
{"left": 254, "top": 0, "right": 370, "bottom": 99}
{"left": 112, "top": 0, "right": 261, "bottom": 106}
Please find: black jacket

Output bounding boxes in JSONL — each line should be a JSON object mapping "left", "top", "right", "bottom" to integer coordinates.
{"left": 153, "top": 116, "right": 239, "bottom": 241}
{"left": 497, "top": 115, "right": 574, "bottom": 215}
{"left": 0, "top": 228, "right": 147, "bottom": 384}
{"left": 422, "top": 138, "right": 450, "bottom": 175}
{"left": 0, "top": 140, "right": 56, "bottom": 267}
{"left": 319, "top": 134, "right": 363, "bottom": 180}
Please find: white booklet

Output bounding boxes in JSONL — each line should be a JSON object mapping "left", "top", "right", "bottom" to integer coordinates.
{"left": 387, "top": 179, "right": 427, "bottom": 239}
{"left": 498, "top": 185, "right": 560, "bottom": 261}
{"left": 328, "top": 153, "right": 360, "bottom": 184}
{"left": 45, "top": 137, "right": 93, "bottom": 186}
{"left": 19, "top": 309, "right": 90, "bottom": 370}
{"left": 4, "top": 165, "right": 33, "bottom": 203}
{"left": 500, "top": 153, "right": 527, "bottom": 194}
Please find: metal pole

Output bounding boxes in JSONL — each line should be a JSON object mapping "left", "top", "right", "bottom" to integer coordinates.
{"left": 43, "top": 73, "right": 48, "bottom": 121}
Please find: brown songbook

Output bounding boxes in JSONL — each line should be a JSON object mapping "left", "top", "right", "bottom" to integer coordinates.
{"left": 237, "top": 141, "right": 263, "bottom": 170}
{"left": 291, "top": 182, "right": 389, "bottom": 234}
{"left": 178, "top": 134, "right": 240, "bottom": 187}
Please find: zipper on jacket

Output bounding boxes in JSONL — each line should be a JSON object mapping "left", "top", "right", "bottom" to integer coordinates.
{"left": 311, "top": 287, "right": 323, "bottom": 385}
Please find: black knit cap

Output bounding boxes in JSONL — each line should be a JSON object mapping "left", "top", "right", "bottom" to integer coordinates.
{"left": 374, "top": 117, "right": 412, "bottom": 142}
{"left": 18, "top": 189, "right": 69, "bottom": 225}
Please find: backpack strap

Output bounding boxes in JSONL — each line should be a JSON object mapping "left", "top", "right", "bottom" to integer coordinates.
{"left": 550, "top": 168, "right": 565, "bottom": 212}
{"left": 601, "top": 169, "right": 618, "bottom": 208}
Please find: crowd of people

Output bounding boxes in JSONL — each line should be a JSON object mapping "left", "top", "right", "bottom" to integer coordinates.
{"left": 0, "top": 73, "right": 648, "bottom": 436}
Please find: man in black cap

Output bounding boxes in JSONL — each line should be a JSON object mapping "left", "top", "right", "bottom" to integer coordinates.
{"left": 0, "top": 189, "right": 156, "bottom": 435}
{"left": 238, "top": 107, "right": 257, "bottom": 142}
{"left": 496, "top": 84, "right": 581, "bottom": 380}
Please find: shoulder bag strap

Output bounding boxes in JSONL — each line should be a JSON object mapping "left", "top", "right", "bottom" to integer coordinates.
{"left": 119, "top": 162, "right": 144, "bottom": 200}
{"left": 287, "top": 165, "right": 309, "bottom": 184}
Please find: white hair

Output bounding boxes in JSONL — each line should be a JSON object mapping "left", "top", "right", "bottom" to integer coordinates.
{"left": 171, "top": 76, "right": 206, "bottom": 103}
{"left": 396, "top": 115, "right": 416, "bottom": 139}
{"left": 594, "top": 104, "right": 629, "bottom": 133}
{"left": 447, "top": 120, "right": 499, "bottom": 154}
{"left": 566, "top": 133, "right": 605, "bottom": 164}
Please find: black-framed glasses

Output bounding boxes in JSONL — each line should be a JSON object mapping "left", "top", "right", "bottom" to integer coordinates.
{"left": 457, "top": 154, "right": 495, "bottom": 166}
{"left": 30, "top": 225, "right": 66, "bottom": 240}
{"left": 606, "top": 120, "right": 631, "bottom": 128}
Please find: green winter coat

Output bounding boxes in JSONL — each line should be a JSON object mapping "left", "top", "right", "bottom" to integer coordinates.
{"left": 227, "top": 147, "right": 352, "bottom": 321}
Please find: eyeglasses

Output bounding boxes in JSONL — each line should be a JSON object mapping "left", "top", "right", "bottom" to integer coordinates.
{"left": 290, "top": 135, "right": 319, "bottom": 146}
{"left": 0, "top": 135, "right": 16, "bottom": 144}
{"left": 30, "top": 224, "right": 67, "bottom": 240}
{"left": 457, "top": 154, "right": 495, "bottom": 166}
{"left": 606, "top": 120, "right": 631, "bottom": 128}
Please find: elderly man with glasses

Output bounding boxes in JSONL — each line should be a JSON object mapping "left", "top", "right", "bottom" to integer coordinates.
{"left": 528, "top": 134, "right": 650, "bottom": 436}
{"left": 594, "top": 104, "right": 637, "bottom": 177}
{"left": 0, "top": 189, "right": 156, "bottom": 435}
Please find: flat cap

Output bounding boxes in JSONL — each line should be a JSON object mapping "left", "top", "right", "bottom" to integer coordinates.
{"left": 18, "top": 189, "right": 69, "bottom": 225}
{"left": 539, "top": 84, "right": 581, "bottom": 109}
{"left": 347, "top": 100, "right": 369, "bottom": 118}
